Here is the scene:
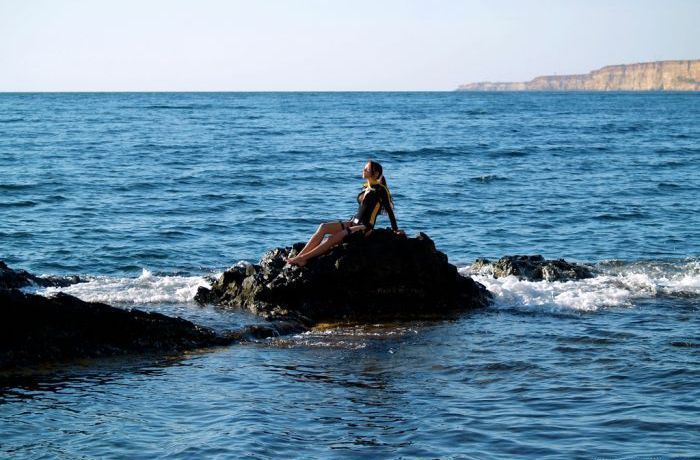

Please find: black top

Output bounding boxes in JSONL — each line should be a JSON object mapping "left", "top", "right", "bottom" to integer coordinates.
{"left": 352, "top": 184, "right": 398, "bottom": 231}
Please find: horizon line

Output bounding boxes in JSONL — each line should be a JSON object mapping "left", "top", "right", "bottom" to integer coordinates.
{"left": 2, "top": 89, "right": 698, "bottom": 94}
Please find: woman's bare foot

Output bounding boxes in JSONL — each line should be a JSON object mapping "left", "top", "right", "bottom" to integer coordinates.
{"left": 285, "top": 256, "right": 308, "bottom": 267}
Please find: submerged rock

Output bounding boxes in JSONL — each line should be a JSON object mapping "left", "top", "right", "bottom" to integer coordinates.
{"left": 197, "top": 230, "right": 491, "bottom": 329}
{"left": 471, "top": 255, "right": 593, "bottom": 282}
{"left": 0, "top": 290, "right": 235, "bottom": 369}
{"left": 0, "top": 260, "right": 82, "bottom": 290}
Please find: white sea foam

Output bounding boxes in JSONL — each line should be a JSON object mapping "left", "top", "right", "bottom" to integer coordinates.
{"left": 36, "top": 268, "right": 218, "bottom": 305}
{"left": 460, "top": 259, "right": 700, "bottom": 312}
{"left": 29, "top": 259, "right": 700, "bottom": 313}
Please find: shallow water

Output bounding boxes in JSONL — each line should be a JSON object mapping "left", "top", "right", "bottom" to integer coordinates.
{"left": 1, "top": 92, "right": 699, "bottom": 458}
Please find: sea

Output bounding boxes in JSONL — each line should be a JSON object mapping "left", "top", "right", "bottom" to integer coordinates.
{"left": 1, "top": 92, "right": 699, "bottom": 459}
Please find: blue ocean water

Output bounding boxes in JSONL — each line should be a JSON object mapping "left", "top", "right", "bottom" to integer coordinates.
{"left": 1, "top": 92, "right": 699, "bottom": 458}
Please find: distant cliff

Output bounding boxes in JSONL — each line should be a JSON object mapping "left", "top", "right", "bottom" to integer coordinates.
{"left": 457, "top": 60, "right": 700, "bottom": 91}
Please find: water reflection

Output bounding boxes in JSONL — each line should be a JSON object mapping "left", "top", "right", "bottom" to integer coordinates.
{"left": 1, "top": 299, "right": 699, "bottom": 458}
{"left": 0, "top": 351, "right": 209, "bottom": 403}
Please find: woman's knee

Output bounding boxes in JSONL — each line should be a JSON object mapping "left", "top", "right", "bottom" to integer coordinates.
{"left": 317, "top": 221, "right": 341, "bottom": 234}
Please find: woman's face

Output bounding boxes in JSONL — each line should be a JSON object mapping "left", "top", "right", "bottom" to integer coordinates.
{"left": 362, "top": 162, "right": 374, "bottom": 179}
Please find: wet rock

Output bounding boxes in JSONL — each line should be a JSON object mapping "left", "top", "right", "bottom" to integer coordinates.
{"left": 225, "top": 321, "right": 308, "bottom": 341}
{"left": 0, "top": 290, "right": 235, "bottom": 369}
{"left": 198, "top": 230, "right": 491, "bottom": 328}
{"left": 471, "top": 255, "right": 593, "bottom": 282}
{"left": 0, "top": 261, "right": 83, "bottom": 290}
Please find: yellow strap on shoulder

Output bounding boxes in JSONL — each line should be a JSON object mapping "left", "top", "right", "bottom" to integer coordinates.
{"left": 364, "top": 179, "right": 393, "bottom": 210}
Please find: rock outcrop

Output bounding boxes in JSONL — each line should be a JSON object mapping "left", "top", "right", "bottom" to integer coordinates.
{"left": 0, "top": 260, "right": 82, "bottom": 290}
{"left": 457, "top": 59, "right": 700, "bottom": 91}
{"left": 471, "top": 255, "right": 593, "bottom": 282}
{"left": 0, "top": 261, "right": 243, "bottom": 368}
{"left": 0, "top": 289, "right": 235, "bottom": 369}
{"left": 197, "top": 230, "right": 491, "bottom": 330}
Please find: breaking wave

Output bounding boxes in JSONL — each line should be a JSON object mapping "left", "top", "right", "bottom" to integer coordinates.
{"left": 461, "top": 258, "right": 700, "bottom": 312}
{"left": 27, "top": 258, "right": 700, "bottom": 315}
{"left": 34, "top": 268, "right": 217, "bottom": 305}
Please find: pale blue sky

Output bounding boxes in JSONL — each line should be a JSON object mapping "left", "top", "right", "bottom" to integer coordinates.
{"left": 1, "top": 0, "right": 698, "bottom": 91}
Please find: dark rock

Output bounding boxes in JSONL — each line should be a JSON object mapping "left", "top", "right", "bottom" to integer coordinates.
{"left": 38, "top": 274, "right": 83, "bottom": 287}
{"left": 201, "top": 230, "right": 491, "bottom": 328}
{"left": 471, "top": 255, "right": 594, "bottom": 282}
{"left": 225, "top": 321, "right": 309, "bottom": 341}
{"left": 0, "top": 290, "right": 235, "bottom": 369}
{"left": 194, "top": 285, "right": 219, "bottom": 305}
{"left": 0, "top": 261, "right": 83, "bottom": 290}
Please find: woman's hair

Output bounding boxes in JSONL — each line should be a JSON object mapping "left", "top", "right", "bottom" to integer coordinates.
{"left": 368, "top": 160, "right": 386, "bottom": 185}
{"left": 367, "top": 160, "right": 394, "bottom": 212}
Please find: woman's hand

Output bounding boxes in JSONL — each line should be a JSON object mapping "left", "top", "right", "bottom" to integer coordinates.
{"left": 394, "top": 229, "right": 406, "bottom": 237}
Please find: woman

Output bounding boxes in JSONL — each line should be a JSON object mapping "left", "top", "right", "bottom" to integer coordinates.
{"left": 286, "top": 161, "right": 404, "bottom": 267}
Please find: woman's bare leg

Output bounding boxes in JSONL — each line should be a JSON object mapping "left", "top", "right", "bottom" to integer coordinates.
{"left": 293, "top": 221, "right": 347, "bottom": 259}
{"left": 289, "top": 225, "right": 366, "bottom": 267}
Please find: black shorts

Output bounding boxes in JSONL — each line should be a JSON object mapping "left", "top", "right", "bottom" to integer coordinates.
{"left": 341, "top": 219, "right": 372, "bottom": 238}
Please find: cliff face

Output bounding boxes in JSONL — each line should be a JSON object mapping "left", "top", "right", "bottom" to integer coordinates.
{"left": 458, "top": 60, "right": 700, "bottom": 91}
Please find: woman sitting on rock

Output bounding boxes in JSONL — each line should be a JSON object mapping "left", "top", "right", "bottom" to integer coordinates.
{"left": 286, "top": 160, "right": 405, "bottom": 267}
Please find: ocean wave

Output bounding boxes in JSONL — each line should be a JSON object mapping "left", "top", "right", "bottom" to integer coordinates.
{"left": 0, "top": 200, "right": 38, "bottom": 208}
{"left": 0, "top": 183, "right": 38, "bottom": 191}
{"left": 594, "top": 211, "right": 649, "bottom": 221}
{"left": 34, "top": 268, "right": 217, "bottom": 305}
{"left": 379, "top": 147, "right": 467, "bottom": 158}
{"left": 461, "top": 108, "right": 488, "bottom": 116}
{"left": 461, "top": 258, "right": 700, "bottom": 312}
{"left": 470, "top": 174, "right": 509, "bottom": 183}
{"left": 141, "top": 104, "right": 215, "bottom": 110}
{"left": 487, "top": 148, "right": 529, "bottom": 158}
{"left": 601, "top": 122, "right": 646, "bottom": 133}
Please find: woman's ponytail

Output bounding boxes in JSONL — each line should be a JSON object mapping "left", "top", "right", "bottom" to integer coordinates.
{"left": 369, "top": 160, "right": 394, "bottom": 213}
{"left": 380, "top": 175, "right": 394, "bottom": 213}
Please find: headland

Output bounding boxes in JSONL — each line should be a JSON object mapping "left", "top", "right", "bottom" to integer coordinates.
{"left": 457, "top": 59, "right": 700, "bottom": 91}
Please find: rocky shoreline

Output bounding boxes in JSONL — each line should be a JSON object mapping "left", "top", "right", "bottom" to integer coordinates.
{"left": 0, "top": 289, "right": 235, "bottom": 369}
{"left": 2, "top": 233, "right": 598, "bottom": 370}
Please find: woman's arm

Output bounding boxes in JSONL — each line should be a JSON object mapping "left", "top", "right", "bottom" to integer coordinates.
{"left": 381, "top": 188, "right": 399, "bottom": 232}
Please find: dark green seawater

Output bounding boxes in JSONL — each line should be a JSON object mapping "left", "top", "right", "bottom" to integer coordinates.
{"left": 1, "top": 92, "right": 699, "bottom": 458}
